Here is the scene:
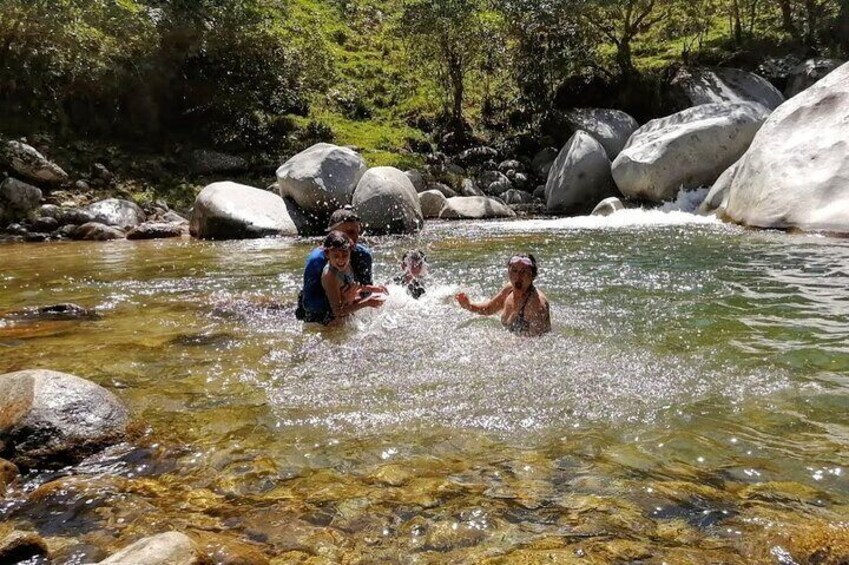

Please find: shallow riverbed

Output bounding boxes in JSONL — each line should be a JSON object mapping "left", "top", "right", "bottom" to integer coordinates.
{"left": 1, "top": 211, "right": 848, "bottom": 563}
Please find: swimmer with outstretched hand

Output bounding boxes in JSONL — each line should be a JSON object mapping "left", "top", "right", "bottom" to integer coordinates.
{"left": 455, "top": 253, "right": 551, "bottom": 336}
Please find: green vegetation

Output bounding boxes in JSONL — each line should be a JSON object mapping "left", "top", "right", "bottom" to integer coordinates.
{"left": 0, "top": 0, "right": 846, "bottom": 202}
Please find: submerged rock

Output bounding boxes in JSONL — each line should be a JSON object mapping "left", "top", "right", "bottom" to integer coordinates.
{"left": 96, "top": 532, "right": 203, "bottom": 565}
{"left": 723, "top": 62, "right": 849, "bottom": 233}
{"left": 439, "top": 196, "right": 516, "bottom": 220}
{"left": 0, "top": 303, "right": 100, "bottom": 321}
{"left": 190, "top": 181, "right": 297, "bottom": 240}
{"left": 0, "top": 369, "right": 129, "bottom": 469}
{"left": 276, "top": 143, "right": 367, "bottom": 218}
{"left": 0, "top": 531, "right": 49, "bottom": 563}
{"left": 612, "top": 102, "right": 769, "bottom": 202}
{"left": 545, "top": 130, "right": 616, "bottom": 214}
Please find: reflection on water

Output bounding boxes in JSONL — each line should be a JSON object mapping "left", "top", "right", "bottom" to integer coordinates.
{"left": 1, "top": 216, "right": 848, "bottom": 562}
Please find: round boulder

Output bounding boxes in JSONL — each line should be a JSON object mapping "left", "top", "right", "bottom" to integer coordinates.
{"left": 439, "top": 196, "right": 516, "bottom": 220}
{"left": 563, "top": 108, "right": 640, "bottom": 160}
{"left": 723, "top": 62, "right": 849, "bottom": 233}
{"left": 419, "top": 190, "right": 447, "bottom": 219}
{"left": 0, "top": 369, "right": 129, "bottom": 469}
{"left": 71, "top": 222, "right": 126, "bottom": 241}
{"left": 671, "top": 67, "right": 785, "bottom": 110}
{"left": 612, "top": 102, "right": 769, "bottom": 202}
{"left": 190, "top": 181, "right": 297, "bottom": 240}
{"left": 86, "top": 199, "right": 146, "bottom": 230}
{"left": 591, "top": 196, "right": 625, "bottom": 217}
{"left": 5, "top": 141, "right": 69, "bottom": 184}
{"left": 784, "top": 58, "right": 844, "bottom": 98}
{"left": 0, "top": 177, "right": 42, "bottom": 221}
{"left": 276, "top": 143, "right": 367, "bottom": 218}
{"left": 352, "top": 166, "right": 423, "bottom": 235}
{"left": 546, "top": 131, "right": 616, "bottom": 214}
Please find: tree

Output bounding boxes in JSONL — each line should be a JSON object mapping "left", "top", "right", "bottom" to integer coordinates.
{"left": 399, "top": 0, "right": 490, "bottom": 135}
{"left": 580, "top": 0, "right": 667, "bottom": 77}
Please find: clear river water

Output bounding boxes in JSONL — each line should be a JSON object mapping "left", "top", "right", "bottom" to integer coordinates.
{"left": 1, "top": 210, "right": 847, "bottom": 564}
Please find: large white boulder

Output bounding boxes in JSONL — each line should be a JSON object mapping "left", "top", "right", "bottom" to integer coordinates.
{"left": 564, "top": 108, "right": 639, "bottom": 160}
{"left": 698, "top": 159, "right": 741, "bottom": 215}
{"left": 352, "top": 166, "right": 423, "bottom": 234}
{"left": 0, "top": 369, "right": 129, "bottom": 469}
{"left": 439, "top": 196, "right": 516, "bottom": 219}
{"left": 276, "top": 143, "right": 367, "bottom": 217}
{"left": 419, "top": 189, "right": 447, "bottom": 219}
{"left": 4, "top": 141, "right": 68, "bottom": 184}
{"left": 612, "top": 102, "right": 769, "bottom": 202}
{"left": 190, "top": 182, "right": 297, "bottom": 240}
{"left": 545, "top": 131, "right": 616, "bottom": 214}
{"left": 784, "top": 58, "right": 844, "bottom": 98}
{"left": 723, "top": 62, "right": 849, "bottom": 233}
{"left": 672, "top": 67, "right": 784, "bottom": 110}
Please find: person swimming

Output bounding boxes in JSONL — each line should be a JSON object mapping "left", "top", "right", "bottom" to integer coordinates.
{"left": 455, "top": 253, "right": 551, "bottom": 336}
{"left": 393, "top": 249, "right": 427, "bottom": 299}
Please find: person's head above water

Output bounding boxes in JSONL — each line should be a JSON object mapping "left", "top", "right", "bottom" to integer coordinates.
{"left": 327, "top": 206, "right": 362, "bottom": 245}
{"left": 401, "top": 249, "right": 428, "bottom": 277}
{"left": 323, "top": 230, "right": 352, "bottom": 270}
{"left": 507, "top": 253, "right": 537, "bottom": 291}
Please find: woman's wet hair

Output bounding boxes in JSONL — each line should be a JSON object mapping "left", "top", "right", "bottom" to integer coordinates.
{"left": 323, "top": 230, "right": 352, "bottom": 250}
{"left": 508, "top": 253, "right": 538, "bottom": 277}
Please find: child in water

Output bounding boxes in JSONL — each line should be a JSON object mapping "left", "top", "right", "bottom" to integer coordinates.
{"left": 321, "top": 231, "right": 386, "bottom": 325}
{"left": 455, "top": 253, "right": 551, "bottom": 336}
{"left": 394, "top": 250, "right": 427, "bottom": 299}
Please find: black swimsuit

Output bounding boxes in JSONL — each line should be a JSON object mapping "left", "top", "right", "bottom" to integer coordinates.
{"left": 507, "top": 285, "right": 535, "bottom": 334}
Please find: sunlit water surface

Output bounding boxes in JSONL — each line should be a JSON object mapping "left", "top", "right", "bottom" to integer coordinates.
{"left": 1, "top": 212, "right": 848, "bottom": 563}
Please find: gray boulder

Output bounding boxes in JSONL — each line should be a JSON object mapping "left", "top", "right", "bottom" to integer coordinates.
{"left": 564, "top": 108, "right": 640, "bottom": 160}
{"left": 591, "top": 196, "right": 625, "bottom": 217}
{"left": 190, "top": 149, "right": 248, "bottom": 175}
{"left": 276, "top": 143, "right": 367, "bottom": 217}
{"left": 5, "top": 141, "right": 69, "bottom": 184}
{"left": 0, "top": 369, "right": 129, "bottom": 469}
{"left": 190, "top": 181, "right": 297, "bottom": 240}
{"left": 352, "top": 167, "right": 423, "bottom": 235}
{"left": 429, "top": 182, "right": 458, "bottom": 198}
{"left": 405, "top": 169, "right": 427, "bottom": 192}
{"left": 546, "top": 131, "right": 617, "bottom": 214}
{"left": 0, "top": 177, "right": 42, "bottom": 221}
{"left": 479, "top": 171, "right": 512, "bottom": 195}
{"left": 498, "top": 159, "right": 523, "bottom": 173}
{"left": 71, "top": 222, "right": 125, "bottom": 241}
{"left": 126, "top": 222, "right": 185, "bottom": 240}
{"left": 96, "top": 532, "right": 202, "bottom": 565}
{"left": 698, "top": 159, "right": 741, "bottom": 215}
{"left": 86, "top": 199, "right": 146, "bottom": 229}
{"left": 456, "top": 146, "right": 498, "bottom": 166}
{"left": 419, "top": 189, "right": 448, "bottom": 219}
{"left": 672, "top": 67, "right": 785, "bottom": 110}
{"left": 501, "top": 189, "right": 535, "bottom": 205}
{"left": 723, "top": 62, "right": 849, "bottom": 233}
{"left": 460, "top": 178, "right": 484, "bottom": 197}
{"left": 532, "top": 148, "right": 558, "bottom": 179}
{"left": 612, "top": 102, "right": 769, "bottom": 202}
{"left": 439, "top": 196, "right": 516, "bottom": 219}
{"left": 784, "top": 58, "right": 844, "bottom": 98}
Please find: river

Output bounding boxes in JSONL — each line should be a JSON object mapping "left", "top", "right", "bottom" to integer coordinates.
{"left": 1, "top": 211, "right": 847, "bottom": 563}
